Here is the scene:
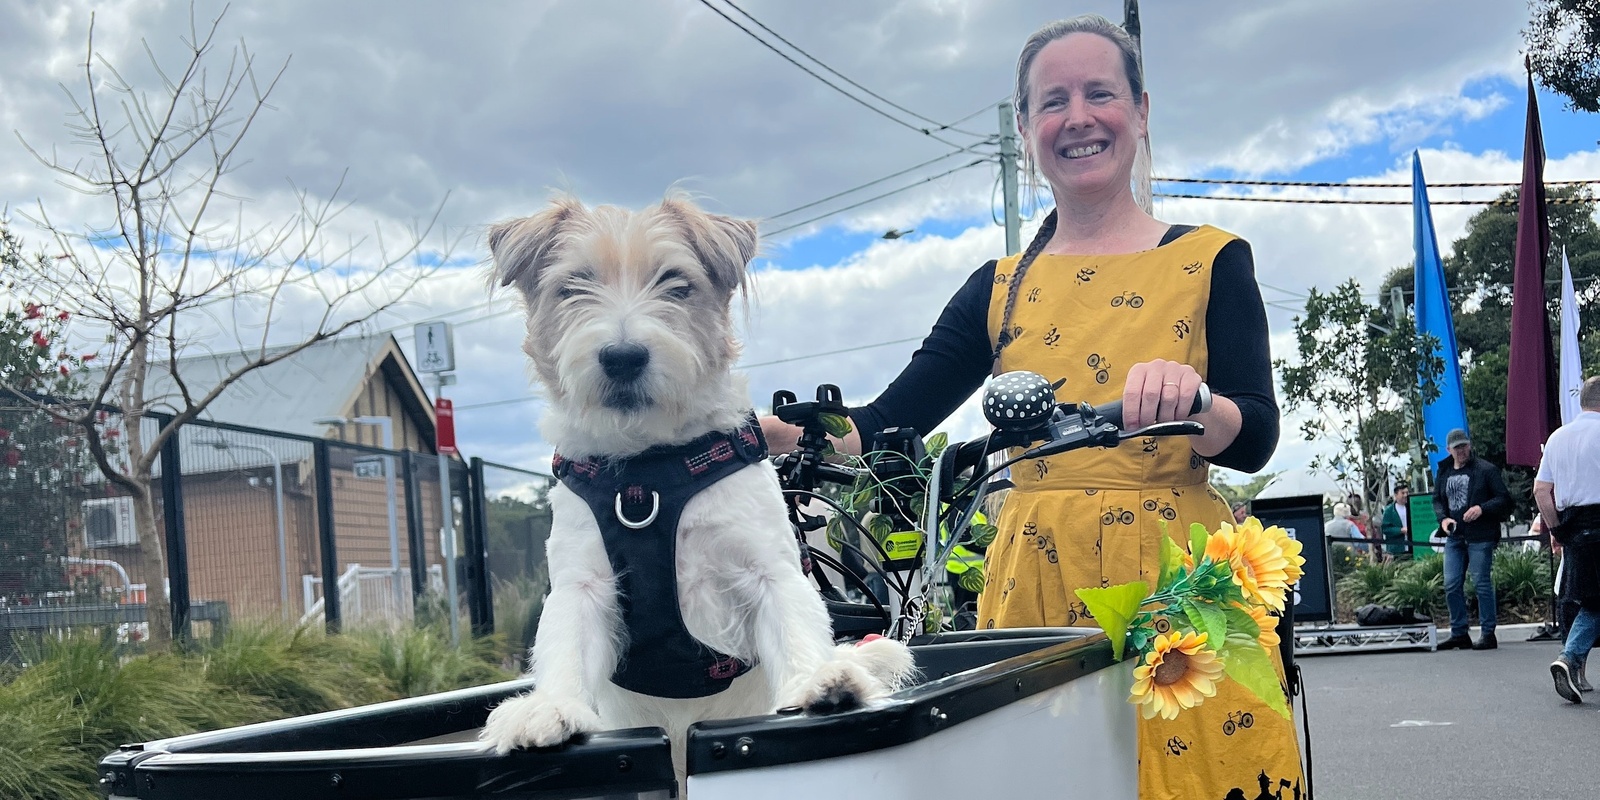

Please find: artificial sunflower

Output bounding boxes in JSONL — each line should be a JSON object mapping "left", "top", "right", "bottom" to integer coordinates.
{"left": 1242, "top": 600, "right": 1281, "bottom": 650}
{"left": 1129, "top": 630, "right": 1226, "bottom": 720}
{"left": 1204, "top": 520, "right": 1296, "bottom": 612}
{"left": 1252, "top": 518, "right": 1305, "bottom": 586}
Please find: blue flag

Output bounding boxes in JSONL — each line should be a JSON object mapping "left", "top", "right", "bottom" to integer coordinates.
{"left": 1412, "top": 152, "right": 1468, "bottom": 466}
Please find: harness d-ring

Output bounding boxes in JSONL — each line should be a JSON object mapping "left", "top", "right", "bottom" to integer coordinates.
{"left": 615, "top": 490, "right": 661, "bottom": 529}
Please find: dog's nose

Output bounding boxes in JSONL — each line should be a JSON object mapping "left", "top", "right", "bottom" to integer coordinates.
{"left": 598, "top": 343, "right": 650, "bottom": 383}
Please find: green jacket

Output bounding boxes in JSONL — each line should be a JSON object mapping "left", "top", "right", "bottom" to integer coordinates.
{"left": 1380, "top": 502, "right": 1409, "bottom": 554}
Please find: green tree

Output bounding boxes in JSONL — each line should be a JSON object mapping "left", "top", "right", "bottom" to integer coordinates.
{"left": 1275, "top": 280, "right": 1444, "bottom": 511}
{"left": 0, "top": 225, "right": 100, "bottom": 604}
{"left": 1378, "top": 185, "right": 1600, "bottom": 519}
{"left": 1209, "top": 468, "right": 1279, "bottom": 509}
{"left": 1525, "top": 0, "right": 1600, "bottom": 113}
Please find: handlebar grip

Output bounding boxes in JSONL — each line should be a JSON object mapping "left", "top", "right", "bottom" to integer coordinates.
{"left": 1093, "top": 383, "right": 1211, "bottom": 430}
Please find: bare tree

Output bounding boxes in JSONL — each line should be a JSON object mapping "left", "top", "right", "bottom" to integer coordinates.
{"left": 7, "top": 8, "right": 453, "bottom": 646}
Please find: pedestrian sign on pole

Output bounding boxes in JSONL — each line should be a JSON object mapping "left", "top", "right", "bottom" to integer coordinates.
{"left": 414, "top": 322, "right": 455, "bottom": 373}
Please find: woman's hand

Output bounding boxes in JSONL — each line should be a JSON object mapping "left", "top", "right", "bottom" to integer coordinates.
{"left": 759, "top": 415, "right": 863, "bottom": 457}
{"left": 1122, "top": 359, "right": 1242, "bottom": 459}
{"left": 1122, "top": 358, "right": 1203, "bottom": 429}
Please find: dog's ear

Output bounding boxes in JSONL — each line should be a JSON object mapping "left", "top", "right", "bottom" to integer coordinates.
{"left": 487, "top": 197, "right": 583, "bottom": 292}
{"left": 660, "top": 198, "right": 759, "bottom": 297}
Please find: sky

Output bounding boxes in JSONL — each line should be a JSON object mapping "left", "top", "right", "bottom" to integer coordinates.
{"left": 1, "top": 0, "right": 1595, "bottom": 484}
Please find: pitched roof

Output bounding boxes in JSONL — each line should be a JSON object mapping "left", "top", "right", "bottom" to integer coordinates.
{"left": 104, "top": 335, "right": 432, "bottom": 437}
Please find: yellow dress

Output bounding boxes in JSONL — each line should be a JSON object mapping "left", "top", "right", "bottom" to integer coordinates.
{"left": 977, "top": 226, "right": 1304, "bottom": 800}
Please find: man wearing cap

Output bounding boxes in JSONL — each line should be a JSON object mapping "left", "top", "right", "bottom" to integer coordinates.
{"left": 1432, "top": 428, "right": 1512, "bottom": 650}
{"left": 1534, "top": 376, "right": 1600, "bottom": 702}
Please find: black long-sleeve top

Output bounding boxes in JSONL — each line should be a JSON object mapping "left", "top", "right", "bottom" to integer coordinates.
{"left": 848, "top": 225, "right": 1280, "bottom": 473}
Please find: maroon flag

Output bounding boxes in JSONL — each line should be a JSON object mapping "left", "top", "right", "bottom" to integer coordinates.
{"left": 1505, "top": 66, "right": 1558, "bottom": 466}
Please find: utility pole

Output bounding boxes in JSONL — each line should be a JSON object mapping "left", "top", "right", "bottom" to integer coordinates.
{"left": 998, "top": 101, "right": 1021, "bottom": 255}
{"left": 1124, "top": 0, "right": 1144, "bottom": 73}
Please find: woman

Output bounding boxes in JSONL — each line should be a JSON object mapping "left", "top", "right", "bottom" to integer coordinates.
{"left": 763, "top": 15, "right": 1302, "bottom": 798}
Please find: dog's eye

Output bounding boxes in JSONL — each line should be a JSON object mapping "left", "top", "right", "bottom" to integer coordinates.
{"left": 555, "top": 272, "right": 596, "bottom": 300}
{"left": 657, "top": 270, "right": 694, "bottom": 299}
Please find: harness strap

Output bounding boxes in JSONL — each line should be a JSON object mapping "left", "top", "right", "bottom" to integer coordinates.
{"left": 554, "top": 416, "right": 769, "bottom": 699}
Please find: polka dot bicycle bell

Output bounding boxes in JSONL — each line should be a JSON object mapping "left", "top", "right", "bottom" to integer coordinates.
{"left": 984, "top": 370, "right": 1058, "bottom": 432}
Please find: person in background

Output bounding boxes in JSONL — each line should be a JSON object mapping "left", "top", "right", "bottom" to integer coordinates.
{"left": 1233, "top": 502, "right": 1249, "bottom": 524}
{"left": 1433, "top": 428, "right": 1511, "bottom": 651}
{"left": 1326, "top": 502, "right": 1368, "bottom": 560}
{"left": 1534, "top": 377, "right": 1600, "bottom": 702}
{"left": 1345, "top": 492, "right": 1372, "bottom": 538}
{"left": 1381, "top": 485, "right": 1412, "bottom": 562}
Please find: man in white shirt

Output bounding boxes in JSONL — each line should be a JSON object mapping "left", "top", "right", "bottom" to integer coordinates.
{"left": 1535, "top": 376, "right": 1600, "bottom": 703}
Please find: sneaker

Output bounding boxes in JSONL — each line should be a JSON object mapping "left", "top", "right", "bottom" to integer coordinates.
{"left": 1551, "top": 656, "right": 1584, "bottom": 703}
{"left": 1436, "top": 634, "right": 1473, "bottom": 650}
{"left": 1576, "top": 663, "right": 1594, "bottom": 693}
{"left": 1471, "top": 632, "right": 1498, "bottom": 650}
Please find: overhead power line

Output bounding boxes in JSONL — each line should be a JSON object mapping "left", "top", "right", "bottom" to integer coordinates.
{"left": 695, "top": 0, "right": 990, "bottom": 155}
{"left": 1156, "top": 177, "right": 1599, "bottom": 189}
{"left": 720, "top": 0, "right": 992, "bottom": 138}
{"left": 763, "top": 158, "right": 994, "bottom": 237}
{"left": 763, "top": 148, "right": 987, "bottom": 222}
{"left": 1154, "top": 193, "right": 1599, "bottom": 206}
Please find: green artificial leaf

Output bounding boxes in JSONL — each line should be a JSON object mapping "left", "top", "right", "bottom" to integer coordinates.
{"left": 970, "top": 522, "right": 998, "bottom": 548}
{"left": 959, "top": 565, "right": 986, "bottom": 594}
{"left": 1074, "top": 581, "right": 1149, "bottom": 660}
{"left": 1158, "top": 533, "right": 1185, "bottom": 591}
{"left": 1222, "top": 604, "right": 1260, "bottom": 641}
{"left": 1219, "top": 634, "right": 1290, "bottom": 719}
{"left": 925, "top": 431, "right": 949, "bottom": 460}
{"left": 1128, "top": 625, "right": 1154, "bottom": 655}
{"left": 923, "top": 603, "right": 943, "bottom": 633}
{"left": 1189, "top": 523, "right": 1210, "bottom": 561}
{"left": 825, "top": 517, "right": 846, "bottom": 553}
{"left": 1182, "top": 600, "right": 1228, "bottom": 649}
{"left": 868, "top": 513, "right": 894, "bottom": 545}
{"left": 819, "top": 412, "right": 854, "bottom": 439}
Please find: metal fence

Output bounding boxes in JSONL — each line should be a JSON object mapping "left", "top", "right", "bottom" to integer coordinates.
{"left": 0, "top": 400, "right": 552, "bottom": 656}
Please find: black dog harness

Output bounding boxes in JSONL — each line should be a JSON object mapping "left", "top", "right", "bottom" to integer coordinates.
{"left": 552, "top": 418, "right": 768, "bottom": 699}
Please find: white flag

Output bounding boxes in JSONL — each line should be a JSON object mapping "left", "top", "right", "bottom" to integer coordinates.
{"left": 1559, "top": 248, "right": 1582, "bottom": 424}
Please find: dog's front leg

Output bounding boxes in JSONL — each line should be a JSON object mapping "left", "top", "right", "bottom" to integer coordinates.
{"left": 481, "top": 549, "right": 618, "bottom": 753}
{"left": 746, "top": 565, "right": 882, "bottom": 714}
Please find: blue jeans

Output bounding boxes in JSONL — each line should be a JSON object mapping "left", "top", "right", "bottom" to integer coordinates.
{"left": 1443, "top": 538, "right": 1497, "bottom": 636}
{"left": 1564, "top": 609, "right": 1599, "bottom": 668}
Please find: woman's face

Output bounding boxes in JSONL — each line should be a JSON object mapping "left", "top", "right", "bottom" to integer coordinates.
{"left": 1022, "top": 33, "right": 1147, "bottom": 203}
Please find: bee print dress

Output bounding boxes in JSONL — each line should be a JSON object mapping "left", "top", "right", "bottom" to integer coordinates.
{"left": 976, "top": 225, "right": 1305, "bottom": 800}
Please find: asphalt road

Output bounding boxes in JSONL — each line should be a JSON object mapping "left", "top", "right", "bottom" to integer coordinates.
{"left": 1298, "top": 624, "right": 1596, "bottom": 800}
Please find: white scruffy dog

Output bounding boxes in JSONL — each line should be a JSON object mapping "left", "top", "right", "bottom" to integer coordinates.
{"left": 479, "top": 194, "right": 913, "bottom": 786}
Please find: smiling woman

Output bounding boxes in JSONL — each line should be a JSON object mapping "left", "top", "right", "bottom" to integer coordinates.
{"left": 759, "top": 13, "right": 1302, "bottom": 800}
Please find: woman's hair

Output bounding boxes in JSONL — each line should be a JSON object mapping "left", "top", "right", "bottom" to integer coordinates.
{"left": 995, "top": 16, "right": 1151, "bottom": 359}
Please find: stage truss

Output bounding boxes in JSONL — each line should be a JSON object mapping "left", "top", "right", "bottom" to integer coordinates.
{"left": 1292, "top": 624, "right": 1436, "bottom": 656}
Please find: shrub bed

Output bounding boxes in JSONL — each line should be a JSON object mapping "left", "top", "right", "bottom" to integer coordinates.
{"left": 1, "top": 621, "right": 512, "bottom": 800}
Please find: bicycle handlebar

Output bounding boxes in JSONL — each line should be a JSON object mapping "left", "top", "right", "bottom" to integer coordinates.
{"left": 1090, "top": 383, "right": 1212, "bottom": 431}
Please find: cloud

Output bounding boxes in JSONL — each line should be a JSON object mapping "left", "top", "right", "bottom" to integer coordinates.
{"left": 2, "top": 0, "right": 1591, "bottom": 480}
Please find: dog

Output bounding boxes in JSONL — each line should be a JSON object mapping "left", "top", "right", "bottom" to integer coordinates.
{"left": 478, "top": 194, "right": 914, "bottom": 787}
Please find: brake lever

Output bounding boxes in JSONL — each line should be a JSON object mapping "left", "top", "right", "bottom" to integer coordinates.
{"left": 1118, "top": 420, "right": 1206, "bottom": 440}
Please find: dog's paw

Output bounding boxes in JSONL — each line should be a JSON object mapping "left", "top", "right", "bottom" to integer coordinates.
{"left": 784, "top": 659, "right": 881, "bottom": 715}
{"left": 844, "top": 636, "right": 917, "bottom": 690}
{"left": 479, "top": 691, "right": 601, "bottom": 755}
